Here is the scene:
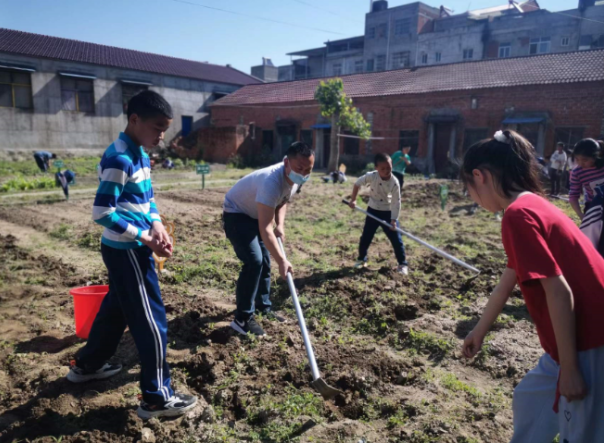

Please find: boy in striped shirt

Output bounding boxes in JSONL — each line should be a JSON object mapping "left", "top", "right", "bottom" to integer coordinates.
{"left": 67, "top": 91, "right": 197, "bottom": 419}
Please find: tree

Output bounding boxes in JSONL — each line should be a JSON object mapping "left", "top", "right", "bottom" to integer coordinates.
{"left": 314, "top": 79, "right": 371, "bottom": 172}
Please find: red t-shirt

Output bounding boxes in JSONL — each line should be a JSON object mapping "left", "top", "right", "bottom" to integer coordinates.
{"left": 502, "top": 193, "right": 604, "bottom": 363}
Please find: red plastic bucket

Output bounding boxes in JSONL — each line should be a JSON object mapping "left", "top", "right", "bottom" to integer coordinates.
{"left": 70, "top": 285, "right": 108, "bottom": 339}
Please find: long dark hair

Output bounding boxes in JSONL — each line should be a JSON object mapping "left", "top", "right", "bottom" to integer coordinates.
{"left": 573, "top": 138, "right": 604, "bottom": 169}
{"left": 461, "top": 130, "right": 543, "bottom": 197}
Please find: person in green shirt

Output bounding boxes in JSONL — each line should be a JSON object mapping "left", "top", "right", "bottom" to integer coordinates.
{"left": 391, "top": 146, "right": 412, "bottom": 192}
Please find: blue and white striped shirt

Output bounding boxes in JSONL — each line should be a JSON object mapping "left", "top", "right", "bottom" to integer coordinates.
{"left": 93, "top": 133, "right": 161, "bottom": 249}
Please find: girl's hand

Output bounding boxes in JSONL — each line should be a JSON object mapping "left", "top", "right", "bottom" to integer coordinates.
{"left": 390, "top": 220, "right": 397, "bottom": 231}
{"left": 349, "top": 200, "right": 356, "bottom": 210}
{"left": 559, "top": 365, "right": 588, "bottom": 402}
{"left": 462, "top": 329, "right": 484, "bottom": 359}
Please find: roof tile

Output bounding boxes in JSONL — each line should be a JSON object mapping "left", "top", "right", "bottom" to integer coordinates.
{"left": 0, "top": 28, "right": 260, "bottom": 86}
{"left": 215, "top": 50, "right": 604, "bottom": 106}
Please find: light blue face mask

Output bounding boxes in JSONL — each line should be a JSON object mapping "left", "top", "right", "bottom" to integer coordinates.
{"left": 284, "top": 157, "right": 310, "bottom": 185}
{"left": 288, "top": 169, "right": 310, "bottom": 185}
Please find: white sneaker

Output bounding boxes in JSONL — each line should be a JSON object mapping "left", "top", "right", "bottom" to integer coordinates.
{"left": 397, "top": 265, "right": 409, "bottom": 275}
{"left": 354, "top": 260, "right": 367, "bottom": 269}
{"left": 66, "top": 361, "right": 122, "bottom": 383}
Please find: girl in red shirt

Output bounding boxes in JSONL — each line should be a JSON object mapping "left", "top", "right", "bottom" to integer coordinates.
{"left": 460, "top": 130, "right": 604, "bottom": 443}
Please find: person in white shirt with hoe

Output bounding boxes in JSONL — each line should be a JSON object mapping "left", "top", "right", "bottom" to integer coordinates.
{"left": 349, "top": 153, "right": 408, "bottom": 275}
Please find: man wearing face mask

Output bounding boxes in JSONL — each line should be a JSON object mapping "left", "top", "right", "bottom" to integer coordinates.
{"left": 223, "top": 141, "right": 315, "bottom": 336}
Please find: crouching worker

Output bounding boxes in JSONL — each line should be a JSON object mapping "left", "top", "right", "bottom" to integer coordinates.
{"left": 223, "top": 142, "right": 315, "bottom": 337}
{"left": 67, "top": 91, "right": 197, "bottom": 419}
{"left": 349, "top": 153, "right": 408, "bottom": 275}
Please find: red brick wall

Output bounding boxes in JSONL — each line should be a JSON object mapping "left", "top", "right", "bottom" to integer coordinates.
{"left": 210, "top": 81, "right": 604, "bottom": 163}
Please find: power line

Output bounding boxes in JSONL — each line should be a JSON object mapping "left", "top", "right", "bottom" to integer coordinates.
{"left": 290, "top": 0, "right": 363, "bottom": 24}
{"left": 549, "top": 10, "right": 604, "bottom": 25}
{"left": 172, "top": 0, "right": 346, "bottom": 36}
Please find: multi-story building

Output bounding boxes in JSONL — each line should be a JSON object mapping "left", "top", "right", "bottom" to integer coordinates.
{"left": 0, "top": 28, "right": 260, "bottom": 153}
{"left": 252, "top": 0, "right": 604, "bottom": 81}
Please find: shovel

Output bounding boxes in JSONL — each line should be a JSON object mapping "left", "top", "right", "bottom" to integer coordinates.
{"left": 342, "top": 199, "right": 480, "bottom": 275}
{"left": 277, "top": 237, "right": 342, "bottom": 400}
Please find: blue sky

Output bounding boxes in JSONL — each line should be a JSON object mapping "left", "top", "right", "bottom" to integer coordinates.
{"left": 1, "top": 0, "right": 574, "bottom": 74}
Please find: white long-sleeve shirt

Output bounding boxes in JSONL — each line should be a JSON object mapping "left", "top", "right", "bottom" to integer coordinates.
{"left": 355, "top": 171, "right": 401, "bottom": 220}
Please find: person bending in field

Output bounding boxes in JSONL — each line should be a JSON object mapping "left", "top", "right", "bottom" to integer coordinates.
{"left": 349, "top": 153, "right": 408, "bottom": 275}
{"left": 461, "top": 130, "right": 604, "bottom": 442}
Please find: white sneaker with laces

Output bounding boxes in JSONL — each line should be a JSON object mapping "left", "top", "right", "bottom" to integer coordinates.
{"left": 66, "top": 361, "right": 122, "bottom": 383}
{"left": 354, "top": 260, "right": 367, "bottom": 269}
{"left": 397, "top": 265, "right": 409, "bottom": 276}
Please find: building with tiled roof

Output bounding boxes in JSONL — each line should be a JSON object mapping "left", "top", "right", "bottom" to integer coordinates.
{"left": 212, "top": 50, "right": 604, "bottom": 173}
{"left": 0, "top": 28, "right": 260, "bottom": 152}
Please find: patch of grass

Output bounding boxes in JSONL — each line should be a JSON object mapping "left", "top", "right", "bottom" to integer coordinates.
{"left": 405, "top": 329, "right": 454, "bottom": 357}
{"left": 440, "top": 373, "right": 481, "bottom": 399}
{"left": 0, "top": 175, "right": 56, "bottom": 193}
{"left": 77, "top": 231, "right": 101, "bottom": 250}
{"left": 49, "top": 223, "right": 73, "bottom": 241}
{"left": 248, "top": 386, "right": 325, "bottom": 442}
{"left": 0, "top": 157, "right": 101, "bottom": 178}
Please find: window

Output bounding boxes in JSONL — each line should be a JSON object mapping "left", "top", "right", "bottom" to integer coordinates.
{"left": 367, "top": 27, "right": 376, "bottom": 39}
{"left": 421, "top": 53, "right": 428, "bottom": 64}
{"left": 376, "top": 55, "right": 386, "bottom": 71}
{"left": 395, "top": 18, "right": 411, "bottom": 35}
{"left": 61, "top": 77, "right": 94, "bottom": 113}
{"left": 343, "top": 133, "right": 360, "bottom": 155}
{"left": 354, "top": 60, "right": 364, "bottom": 73}
{"left": 555, "top": 128, "right": 584, "bottom": 150}
{"left": 498, "top": 43, "right": 511, "bottom": 58}
{"left": 392, "top": 51, "right": 410, "bottom": 68}
{"left": 122, "top": 83, "right": 148, "bottom": 113}
{"left": 300, "top": 130, "right": 313, "bottom": 148}
{"left": 463, "top": 49, "right": 474, "bottom": 60}
{"left": 530, "top": 37, "right": 551, "bottom": 54}
{"left": 378, "top": 23, "right": 388, "bottom": 39}
{"left": 399, "top": 130, "right": 419, "bottom": 157}
{"left": 332, "top": 63, "right": 343, "bottom": 76}
{"left": 561, "top": 36, "right": 570, "bottom": 47}
{"left": 435, "top": 52, "right": 442, "bottom": 62}
{"left": 0, "top": 69, "right": 33, "bottom": 109}
{"left": 463, "top": 129, "right": 488, "bottom": 153}
{"left": 366, "top": 59, "right": 375, "bottom": 72}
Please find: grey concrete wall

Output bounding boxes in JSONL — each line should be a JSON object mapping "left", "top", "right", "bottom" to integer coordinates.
{"left": 0, "top": 53, "right": 241, "bottom": 152}
{"left": 418, "top": 23, "right": 485, "bottom": 64}
{"left": 487, "top": 10, "right": 581, "bottom": 57}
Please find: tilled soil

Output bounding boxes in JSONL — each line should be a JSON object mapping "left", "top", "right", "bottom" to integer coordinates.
{"left": 0, "top": 178, "right": 544, "bottom": 442}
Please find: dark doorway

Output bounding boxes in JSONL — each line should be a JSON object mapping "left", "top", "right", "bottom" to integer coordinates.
{"left": 277, "top": 124, "right": 297, "bottom": 157}
{"left": 181, "top": 116, "right": 193, "bottom": 137}
{"left": 434, "top": 123, "right": 453, "bottom": 174}
{"left": 262, "top": 130, "right": 274, "bottom": 151}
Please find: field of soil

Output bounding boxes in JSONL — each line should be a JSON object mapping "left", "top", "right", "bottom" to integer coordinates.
{"left": 0, "top": 176, "right": 553, "bottom": 443}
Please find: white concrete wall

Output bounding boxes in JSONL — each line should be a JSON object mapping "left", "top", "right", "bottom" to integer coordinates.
{"left": 0, "top": 53, "right": 241, "bottom": 152}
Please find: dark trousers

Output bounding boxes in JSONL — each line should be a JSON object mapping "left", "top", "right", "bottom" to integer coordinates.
{"left": 358, "top": 207, "right": 407, "bottom": 266}
{"left": 393, "top": 171, "right": 405, "bottom": 191}
{"left": 549, "top": 168, "right": 562, "bottom": 195}
{"left": 223, "top": 212, "right": 271, "bottom": 321}
{"left": 34, "top": 155, "right": 48, "bottom": 172}
{"left": 76, "top": 244, "right": 173, "bottom": 404}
